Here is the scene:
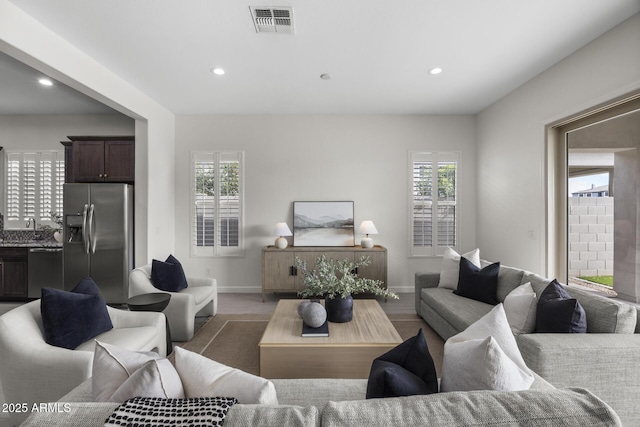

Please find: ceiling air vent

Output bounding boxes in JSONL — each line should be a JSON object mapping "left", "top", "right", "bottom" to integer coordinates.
{"left": 249, "top": 6, "right": 294, "bottom": 34}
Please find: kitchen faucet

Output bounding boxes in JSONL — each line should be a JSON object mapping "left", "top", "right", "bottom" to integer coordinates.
{"left": 26, "top": 217, "right": 37, "bottom": 232}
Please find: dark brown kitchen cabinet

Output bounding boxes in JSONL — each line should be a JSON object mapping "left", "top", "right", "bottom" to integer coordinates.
{"left": 0, "top": 248, "right": 28, "bottom": 300}
{"left": 62, "top": 136, "right": 135, "bottom": 183}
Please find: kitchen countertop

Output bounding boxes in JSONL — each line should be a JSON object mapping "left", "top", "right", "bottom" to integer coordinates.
{"left": 0, "top": 241, "right": 63, "bottom": 248}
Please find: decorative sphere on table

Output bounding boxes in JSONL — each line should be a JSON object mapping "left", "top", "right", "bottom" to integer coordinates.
{"left": 297, "top": 300, "right": 311, "bottom": 318}
{"left": 302, "top": 302, "right": 327, "bottom": 328}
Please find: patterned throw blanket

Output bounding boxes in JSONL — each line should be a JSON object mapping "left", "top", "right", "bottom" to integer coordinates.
{"left": 104, "top": 396, "right": 237, "bottom": 427}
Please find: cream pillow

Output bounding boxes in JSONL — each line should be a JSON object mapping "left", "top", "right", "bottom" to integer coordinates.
{"left": 174, "top": 346, "right": 278, "bottom": 405}
{"left": 438, "top": 247, "right": 480, "bottom": 289}
{"left": 503, "top": 282, "right": 537, "bottom": 335}
{"left": 440, "top": 304, "right": 534, "bottom": 392}
{"left": 92, "top": 341, "right": 184, "bottom": 402}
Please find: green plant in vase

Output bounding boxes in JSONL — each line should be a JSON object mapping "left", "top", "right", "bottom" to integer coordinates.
{"left": 296, "top": 255, "right": 398, "bottom": 322}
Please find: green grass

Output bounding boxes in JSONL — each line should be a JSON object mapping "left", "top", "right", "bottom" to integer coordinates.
{"left": 578, "top": 276, "right": 614, "bottom": 287}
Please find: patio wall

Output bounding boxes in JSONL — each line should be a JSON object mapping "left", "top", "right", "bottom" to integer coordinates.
{"left": 568, "top": 196, "right": 614, "bottom": 277}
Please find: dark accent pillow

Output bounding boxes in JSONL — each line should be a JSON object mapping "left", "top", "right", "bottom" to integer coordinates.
{"left": 536, "top": 279, "right": 587, "bottom": 333}
{"left": 40, "top": 277, "right": 113, "bottom": 350}
{"left": 453, "top": 257, "right": 500, "bottom": 305}
{"left": 366, "top": 329, "right": 438, "bottom": 399}
{"left": 151, "top": 254, "right": 188, "bottom": 292}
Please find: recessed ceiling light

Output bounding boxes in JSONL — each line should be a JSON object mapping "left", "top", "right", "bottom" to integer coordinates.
{"left": 38, "top": 78, "right": 53, "bottom": 86}
{"left": 211, "top": 67, "right": 225, "bottom": 76}
{"left": 428, "top": 67, "right": 443, "bottom": 75}
{"left": 320, "top": 73, "right": 332, "bottom": 80}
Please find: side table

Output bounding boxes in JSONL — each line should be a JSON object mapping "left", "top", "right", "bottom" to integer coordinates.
{"left": 127, "top": 292, "right": 172, "bottom": 355}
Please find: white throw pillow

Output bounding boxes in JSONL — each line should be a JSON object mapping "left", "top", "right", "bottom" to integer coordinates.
{"left": 503, "top": 282, "right": 537, "bottom": 335}
{"left": 173, "top": 346, "right": 278, "bottom": 405}
{"left": 92, "top": 341, "right": 184, "bottom": 402}
{"left": 440, "top": 304, "right": 534, "bottom": 392}
{"left": 438, "top": 247, "right": 481, "bottom": 290}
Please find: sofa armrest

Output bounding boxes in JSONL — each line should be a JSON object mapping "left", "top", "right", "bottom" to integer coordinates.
{"left": 415, "top": 272, "right": 440, "bottom": 314}
{"left": 517, "top": 333, "right": 640, "bottom": 425}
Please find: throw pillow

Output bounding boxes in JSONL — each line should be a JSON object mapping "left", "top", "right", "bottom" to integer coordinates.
{"left": 173, "top": 346, "right": 278, "bottom": 405}
{"left": 438, "top": 247, "right": 480, "bottom": 290}
{"left": 536, "top": 279, "right": 587, "bottom": 333}
{"left": 453, "top": 257, "right": 500, "bottom": 305}
{"left": 151, "top": 254, "right": 188, "bottom": 292}
{"left": 40, "top": 277, "right": 113, "bottom": 350}
{"left": 92, "top": 341, "right": 184, "bottom": 402}
{"left": 503, "top": 282, "right": 537, "bottom": 335}
{"left": 366, "top": 329, "right": 438, "bottom": 399}
{"left": 440, "top": 304, "right": 534, "bottom": 392}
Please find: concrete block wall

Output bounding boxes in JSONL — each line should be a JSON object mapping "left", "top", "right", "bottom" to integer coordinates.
{"left": 568, "top": 196, "right": 614, "bottom": 277}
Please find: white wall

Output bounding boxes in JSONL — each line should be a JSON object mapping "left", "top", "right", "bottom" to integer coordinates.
{"left": 0, "top": 0, "right": 177, "bottom": 264}
{"left": 174, "top": 115, "right": 477, "bottom": 293}
{"left": 476, "top": 13, "right": 640, "bottom": 275}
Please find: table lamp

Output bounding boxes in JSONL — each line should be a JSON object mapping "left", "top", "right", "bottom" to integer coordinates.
{"left": 273, "top": 222, "right": 293, "bottom": 249}
{"left": 358, "top": 220, "right": 378, "bottom": 248}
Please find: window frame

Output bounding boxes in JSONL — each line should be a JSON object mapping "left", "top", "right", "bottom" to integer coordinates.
{"left": 3, "top": 150, "right": 65, "bottom": 230}
{"left": 408, "top": 150, "right": 461, "bottom": 257}
{"left": 190, "top": 151, "right": 245, "bottom": 257}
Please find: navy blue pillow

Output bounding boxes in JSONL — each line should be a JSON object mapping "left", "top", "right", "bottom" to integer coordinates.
{"left": 536, "top": 279, "right": 587, "bottom": 333}
{"left": 453, "top": 257, "right": 500, "bottom": 305}
{"left": 366, "top": 329, "right": 438, "bottom": 398}
{"left": 151, "top": 254, "right": 188, "bottom": 292}
{"left": 40, "top": 277, "right": 113, "bottom": 350}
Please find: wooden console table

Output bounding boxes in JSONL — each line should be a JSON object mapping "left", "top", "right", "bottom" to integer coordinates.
{"left": 261, "top": 245, "right": 387, "bottom": 301}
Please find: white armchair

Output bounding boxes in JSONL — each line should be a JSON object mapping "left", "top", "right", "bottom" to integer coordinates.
{"left": 129, "top": 264, "right": 217, "bottom": 342}
{"left": 0, "top": 300, "right": 165, "bottom": 426}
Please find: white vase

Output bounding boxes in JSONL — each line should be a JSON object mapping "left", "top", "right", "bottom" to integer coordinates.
{"left": 54, "top": 231, "right": 63, "bottom": 243}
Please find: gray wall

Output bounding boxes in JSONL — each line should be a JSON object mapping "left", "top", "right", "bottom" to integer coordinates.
{"left": 174, "top": 115, "right": 477, "bottom": 293}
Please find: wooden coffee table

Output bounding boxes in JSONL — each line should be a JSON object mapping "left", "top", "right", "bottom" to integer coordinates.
{"left": 259, "top": 299, "right": 402, "bottom": 379}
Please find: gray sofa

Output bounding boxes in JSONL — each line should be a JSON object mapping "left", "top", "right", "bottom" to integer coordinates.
{"left": 21, "top": 376, "right": 622, "bottom": 426}
{"left": 415, "top": 265, "right": 640, "bottom": 426}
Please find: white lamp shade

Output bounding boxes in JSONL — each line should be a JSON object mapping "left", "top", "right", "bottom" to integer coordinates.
{"left": 273, "top": 222, "right": 293, "bottom": 237}
{"left": 358, "top": 220, "right": 378, "bottom": 235}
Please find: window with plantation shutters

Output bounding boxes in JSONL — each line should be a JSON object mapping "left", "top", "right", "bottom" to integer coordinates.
{"left": 409, "top": 151, "right": 459, "bottom": 256}
{"left": 191, "top": 151, "right": 244, "bottom": 256}
{"left": 4, "top": 150, "right": 65, "bottom": 230}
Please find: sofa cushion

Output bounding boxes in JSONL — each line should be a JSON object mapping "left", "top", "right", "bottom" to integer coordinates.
{"left": 224, "top": 405, "right": 319, "bottom": 427}
{"left": 92, "top": 341, "right": 184, "bottom": 402}
{"left": 441, "top": 304, "right": 534, "bottom": 392}
{"left": 366, "top": 329, "right": 438, "bottom": 398}
{"left": 536, "top": 280, "right": 587, "bottom": 333}
{"left": 151, "top": 254, "right": 188, "bottom": 292}
{"left": 40, "top": 278, "right": 113, "bottom": 350}
{"left": 421, "top": 287, "right": 493, "bottom": 332}
{"left": 174, "top": 346, "right": 278, "bottom": 405}
{"left": 504, "top": 282, "right": 537, "bottom": 335}
{"left": 321, "top": 388, "right": 621, "bottom": 426}
{"left": 495, "top": 264, "right": 526, "bottom": 302}
{"left": 438, "top": 248, "right": 480, "bottom": 290}
{"left": 454, "top": 258, "right": 500, "bottom": 305}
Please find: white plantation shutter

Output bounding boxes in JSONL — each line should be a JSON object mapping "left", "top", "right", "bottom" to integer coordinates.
{"left": 191, "top": 151, "right": 243, "bottom": 256}
{"left": 4, "top": 151, "right": 65, "bottom": 229}
{"left": 410, "top": 151, "right": 459, "bottom": 256}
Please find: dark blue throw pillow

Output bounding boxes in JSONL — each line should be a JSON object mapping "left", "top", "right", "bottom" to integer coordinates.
{"left": 453, "top": 257, "right": 500, "bottom": 305}
{"left": 151, "top": 254, "right": 188, "bottom": 292}
{"left": 40, "top": 277, "right": 113, "bottom": 350}
{"left": 536, "top": 279, "right": 587, "bottom": 333}
{"left": 366, "top": 329, "right": 438, "bottom": 399}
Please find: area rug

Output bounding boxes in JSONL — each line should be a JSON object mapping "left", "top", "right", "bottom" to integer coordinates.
{"left": 177, "top": 313, "right": 444, "bottom": 377}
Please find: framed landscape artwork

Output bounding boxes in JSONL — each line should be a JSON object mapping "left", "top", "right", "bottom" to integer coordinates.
{"left": 293, "top": 201, "right": 355, "bottom": 246}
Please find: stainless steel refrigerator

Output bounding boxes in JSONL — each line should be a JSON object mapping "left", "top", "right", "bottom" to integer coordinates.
{"left": 63, "top": 183, "right": 134, "bottom": 304}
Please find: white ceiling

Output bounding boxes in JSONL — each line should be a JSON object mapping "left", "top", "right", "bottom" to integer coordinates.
{"left": 4, "top": 0, "right": 640, "bottom": 115}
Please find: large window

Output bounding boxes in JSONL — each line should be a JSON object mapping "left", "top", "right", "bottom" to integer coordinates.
{"left": 4, "top": 150, "right": 65, "bottom": 230}
{"left": 191, "top": 151, "right": 244, "bottom": 257}
{"left": 409, "top": 151, "right": 459, "bottom": 256}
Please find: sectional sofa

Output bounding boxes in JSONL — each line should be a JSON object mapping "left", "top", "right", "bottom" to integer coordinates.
{"left": 21, "top": 375, "right": 622, "bottom": 426}
{"left": 416, "top": 263, "right": 640, "bottom": 425}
